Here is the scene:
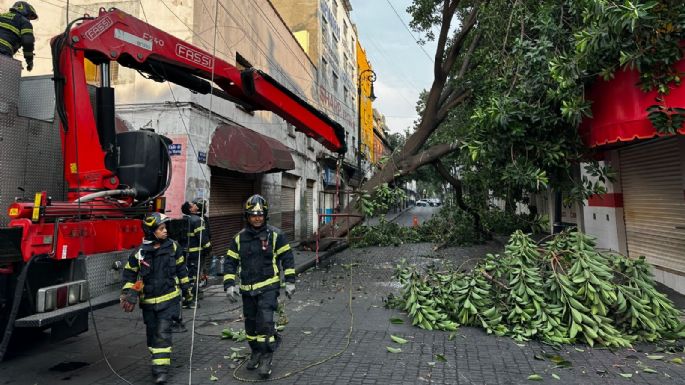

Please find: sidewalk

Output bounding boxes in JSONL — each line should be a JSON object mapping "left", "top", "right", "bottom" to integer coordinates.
{"left": 2, "top": 240, "right": 684, "bottom": 385}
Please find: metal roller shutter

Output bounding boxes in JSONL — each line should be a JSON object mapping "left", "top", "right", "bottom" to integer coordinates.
{"left": 281, "top": 174, "right": 297, "bottom": 241}
{"left": 208, "top": 170, "right": 254, "bottom": 256}
{"left": 305, "top": 180, "right": 314, "bottom": 238}
{"left": 620, "top": 137, "right": 685, "bottom": 273}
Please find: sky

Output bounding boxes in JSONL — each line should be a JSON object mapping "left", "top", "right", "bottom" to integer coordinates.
{"left": 349, "top": 0, "right": 439, "bottom": 134}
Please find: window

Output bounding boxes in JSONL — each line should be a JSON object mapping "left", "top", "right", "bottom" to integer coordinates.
{"left": 322, "top": 21, "right": 328, "bottom": 43}
{"left": 343, "top": 86, "right": 349, "bottom": 106}
{"left": 332, "top": 72, "right": 339, "bottom": 93}
{"left": 320, "top": 57, "right": 328, "bottom": 85}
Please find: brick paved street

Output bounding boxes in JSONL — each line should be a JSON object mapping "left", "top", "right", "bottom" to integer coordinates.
{"left": 2, "top": 242, "right": 685, "bottom": 384}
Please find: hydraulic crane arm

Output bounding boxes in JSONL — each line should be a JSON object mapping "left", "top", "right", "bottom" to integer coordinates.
{"left": 52, "top": 7, "right": 346, "bottom": 198}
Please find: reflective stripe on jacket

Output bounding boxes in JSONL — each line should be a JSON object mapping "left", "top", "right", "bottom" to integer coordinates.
{"left": 223, "top": 224, "right": 295, "bottom": 294}
{"left": 0, "top": 11, "right": 33, "bottom": 58}
{"left": 122, "top": 238, "right": 190, "bottom": 306}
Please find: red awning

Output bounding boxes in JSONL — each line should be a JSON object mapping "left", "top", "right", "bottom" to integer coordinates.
{"left": 582, "top": 60, "right": 685, "bottom": 147}
{"left": 208, "top": 124, "right": 295, "bottom": 173}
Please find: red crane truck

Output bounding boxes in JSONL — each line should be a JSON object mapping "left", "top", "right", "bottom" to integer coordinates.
{"left": 0, "top": 7, "right": 345, "bottom": 360}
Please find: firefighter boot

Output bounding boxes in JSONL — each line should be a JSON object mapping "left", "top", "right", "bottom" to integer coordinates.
{"left": 245, "top": 351, "right": 261, "bottom": 370}
{"left": 258, "top": 352, "right": 273, "bottom": 379}
{"left": 154, "top": 372, "right": 168, "bottom": 384}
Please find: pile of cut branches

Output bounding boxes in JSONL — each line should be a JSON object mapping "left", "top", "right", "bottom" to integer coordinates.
{"left": 392, "top": 231, "right": 685, "bottom": 347}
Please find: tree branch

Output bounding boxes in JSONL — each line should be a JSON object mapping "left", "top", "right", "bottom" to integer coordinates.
{"left": 442, "top": 3, "right": 480, "bottom": 75}
{"left": 456, "top": 28, "right": 483, "bottom": 80}
{"left": 436, "top": 88, "right": 471, "bottom": 124}
{"left": 434, "top": 160, "right": 488, "bottom": 236}
{"left": 434, "top": 0, "right": 462, "bottom": 79}
{"left": 396, "top": 143, "right": 460, "bottom": 174}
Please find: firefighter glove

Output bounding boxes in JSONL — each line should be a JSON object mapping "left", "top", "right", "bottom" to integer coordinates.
{"left": 25, "top": 58, "right": 33, "bottom": 72}
{"left": 285, "top": 283, "right": 295, "bottom": 299}
{"left": 120, "top": 291, "right": 137, "bottom": 313}
{"left": 184, "top": 288, "right": 194, "bottom": 303}
{"left": 225, "top": 285, "right": 239, "bottom": 302}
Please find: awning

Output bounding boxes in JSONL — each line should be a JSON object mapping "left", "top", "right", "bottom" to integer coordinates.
{"left": 581, "top": 60, "right": 685, "bottom": 147}
{"left": 208, "top": 124, "right": 295, "bottom": 173}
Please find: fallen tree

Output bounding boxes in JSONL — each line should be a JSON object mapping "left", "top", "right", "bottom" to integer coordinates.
{"left": 390, "top": 231, "right": 685, "bottom": 346}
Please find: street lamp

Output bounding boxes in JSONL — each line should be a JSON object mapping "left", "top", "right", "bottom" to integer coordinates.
{"left": 357, "top": 69, "right": 377, "bottom": 179}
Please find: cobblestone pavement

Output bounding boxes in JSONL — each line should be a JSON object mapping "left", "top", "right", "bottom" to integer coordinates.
{"left": 2, "top": 241, "right": 685, "bottom": 385}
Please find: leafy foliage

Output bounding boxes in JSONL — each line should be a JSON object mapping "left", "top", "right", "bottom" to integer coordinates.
{"left": 357, "top": 183, "right": 407, "bottom": 218}
{"left": 397, "top": 0, "right": 685, "bottom": 219}
{"left": 392, "top": 231, "right": 685, "bottom": 346}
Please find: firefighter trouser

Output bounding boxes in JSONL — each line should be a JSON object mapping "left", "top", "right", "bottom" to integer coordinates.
{"left": 186, "top": 251, "right": 207, "bottom": 295}
{"left": 142, "top": 301, "right": 180, "bottom": 374}
{"left": 243, "top": 289, "right": 279, "bottom": 354}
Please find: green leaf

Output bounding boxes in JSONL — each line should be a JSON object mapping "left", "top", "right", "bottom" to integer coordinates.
{"left": 390, "top": 334, "right": 409, "bottom": 344}
{"left": 435, "top": 353, "right": 447, "bottom": 362}
{"left": 642, "top": 367, "right": 658, "bottom": 374}
{"left": 670, "top": 357, "right": 683, "bottom": 365}
{"left": 386, "top": 346, "right": 402, "bottom": 353}
{"left": 303, "top": 331, "right": 312, "bottom": 335}
{"left": 574, "top": 348, "right": 584, "bottom": 352}
{"left": 390, "top": 317, "right": 405, "bottom": 324}
{"left": 210, "top": 374, "right": 218, "bottom": 381}
{"left": 647, "top": 355, "right": 664, "bottom": 360}
{"left": 552, "top": 373, "right": 560, "bottom": 380}
{"left": 230, "top": 347, "right": 244, "bottom": 352}
{"left": 527, "top": 374, "right": 543, "bottom": 381}
{"left": 619, "top": 373, "right": 633, "bottom": 378}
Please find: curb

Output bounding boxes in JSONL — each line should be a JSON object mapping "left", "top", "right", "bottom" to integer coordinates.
{"left": 295, "top": 242, "right": 349, "bottom": 274}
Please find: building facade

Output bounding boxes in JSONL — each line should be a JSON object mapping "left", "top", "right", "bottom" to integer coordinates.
{"left": 580, "top": 65, "right": 685, "bottom": 294}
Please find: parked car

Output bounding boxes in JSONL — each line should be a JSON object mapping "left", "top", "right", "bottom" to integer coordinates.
{"left": 416, "top": 199, "right": 429, "bottom": 207}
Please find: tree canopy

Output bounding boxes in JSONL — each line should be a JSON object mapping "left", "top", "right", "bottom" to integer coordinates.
{"left": 406, "top": 0, "right": 685, "bottom": 208}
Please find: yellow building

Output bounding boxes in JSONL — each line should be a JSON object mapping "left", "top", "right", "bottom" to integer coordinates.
{"left": 356, "top": 42, "right": 374, "bottom": 163}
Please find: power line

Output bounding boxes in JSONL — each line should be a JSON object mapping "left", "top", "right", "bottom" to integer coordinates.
{"left": 384, "top": 0, "right": 434, "bottom": 63}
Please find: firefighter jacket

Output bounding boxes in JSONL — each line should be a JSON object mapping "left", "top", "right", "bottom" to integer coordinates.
{"left": 122, "top": 238, "right": 190, "bottom": 308}
{"left": 223, "top": 224, "right": 296, "bottom": 294}
{"left": 0, "top": 11, "right": 33, "bottom": 59}
{"left": 186, "top": 213, "right": 211, "bottom": 254}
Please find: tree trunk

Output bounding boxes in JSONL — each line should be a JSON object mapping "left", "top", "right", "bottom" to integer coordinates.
{"left": 315, "top": 143, "right": 461, "bottom": 239}
{"left": 433, "top": 160, "right": 488, "bottom": 237}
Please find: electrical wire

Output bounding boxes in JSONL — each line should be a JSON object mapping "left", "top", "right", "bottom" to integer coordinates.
{"left": 383, "top": 0, "right": 434, "bottom": 63}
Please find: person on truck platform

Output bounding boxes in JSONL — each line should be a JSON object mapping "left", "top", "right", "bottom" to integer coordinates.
{"left": 223, "top": 194, "right": 296, "bottom": 379}
{"left": 0, "top": 1, "right": 36, "bottom": 71}
{"left": 120, "top": 212, "right": 193, "bottom": 384}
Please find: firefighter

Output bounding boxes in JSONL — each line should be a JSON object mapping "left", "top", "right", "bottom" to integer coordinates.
{"left": 223, "top": 194, "right": 296, "bottom": 379}
{"left": 120, "top": 212, "right": 192, "bottom": 384}
{"left": 0, "top": 1, "right": 36, "bottom": 71}
{"left": 183, "top": 200, "right": 211, "bottom": 307}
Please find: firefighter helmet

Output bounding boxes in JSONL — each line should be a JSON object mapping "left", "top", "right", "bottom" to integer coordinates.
{"left": 193, "top": 198, "right": 208, "bottom": 216}
{"left": 244, "top": 194, "right": 268, "bottom": 218}
{"left": 142, "top": 212, "right": 170, "bottom": 237}
{"left": 10, "top": 1, "right": 37, "bottom": 20}
{"left": 181, "top": 201, "right": 192, "bottom": 215}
